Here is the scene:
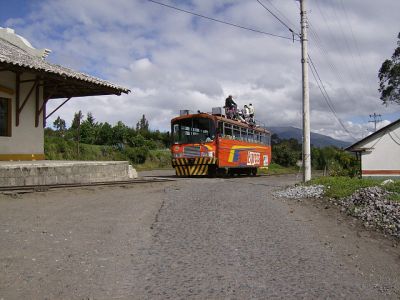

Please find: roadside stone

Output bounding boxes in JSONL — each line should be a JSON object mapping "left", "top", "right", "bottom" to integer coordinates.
{"left": 276, "top": 184, "right": 400, "bottom": 239}
{"left": 381, "top": 179, "right": 394, "bottom": 186}
{"left": 335, "top": 186, "right": 400, "bottom": 238}
{"left": 274, "top": 185, "right": 324, "bottom": 199}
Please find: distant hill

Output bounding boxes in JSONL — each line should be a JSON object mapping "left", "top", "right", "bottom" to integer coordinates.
{"left": 267, "top": 126, "right": 351, "bottom": 149}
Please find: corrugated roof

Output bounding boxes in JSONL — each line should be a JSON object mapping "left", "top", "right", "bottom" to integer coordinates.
{"left": 0, "top": 37, "right": 130, "bottom": 95}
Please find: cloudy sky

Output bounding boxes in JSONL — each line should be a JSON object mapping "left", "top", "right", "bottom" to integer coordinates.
{"left": 1, "top": 0, "right": 399, "bottom": 142}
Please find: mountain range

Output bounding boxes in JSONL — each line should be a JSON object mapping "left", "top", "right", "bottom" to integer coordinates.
{"left": 267, "top": 126, "right": 352, "bottom": 149}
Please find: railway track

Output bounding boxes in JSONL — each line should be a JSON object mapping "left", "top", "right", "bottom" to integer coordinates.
{"left": 0, "top": 173, "right": 302, "bottom": 193}
{"left": 0, "top": 177, "right": 175, "bottom": 193}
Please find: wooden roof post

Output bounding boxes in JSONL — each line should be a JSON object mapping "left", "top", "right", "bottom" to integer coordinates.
{"left": 15, "top": 72, "right": 20, "bottom": 126}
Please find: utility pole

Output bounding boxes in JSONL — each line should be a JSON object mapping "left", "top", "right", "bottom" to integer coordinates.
{"left": 300, "top": 0, "right": 311, "bottom": 182}
{"left": 369, "top": 113, "right": 382, "bottom": 132}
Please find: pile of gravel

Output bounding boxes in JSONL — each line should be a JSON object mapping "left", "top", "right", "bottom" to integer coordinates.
{"left": 274, "top": 185, "right": 324, "bottom": 199}
{"left": 336, "top": 186, "right": 400, "bottom": 238}
{"left": 275, "top": 184, "right": 400, "bottom": 238}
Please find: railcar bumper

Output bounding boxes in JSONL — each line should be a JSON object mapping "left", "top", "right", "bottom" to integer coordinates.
{"left": 172, "top": 157, "right": 218, "bottom": 176}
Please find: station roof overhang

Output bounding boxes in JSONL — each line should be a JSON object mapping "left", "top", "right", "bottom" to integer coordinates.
{"left": 0, "top": 34, "right": 131, "bottom": 128}
{"left": 0, "top": 37, "right": 130, "bottom": 100}
{"left": 0, "top": 61, "right": 130, "bottom": 99}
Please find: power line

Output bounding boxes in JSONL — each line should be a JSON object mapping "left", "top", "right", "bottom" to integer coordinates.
{"left": 313, "top": 1, "right": 358, "bottom": 84}
{"left": 308, "top": 54, "right": 357, "bottom": 140}
{"left": 368, "top": 113, "right": 382, "bottom": 132}
{"left": 255, "top": 0, "right": 299, "bottom": 37}
{"left": 309, "top": 56, "right": 357, "bottom": 140}
{"left": 313, "top": 1, "right": 375, "bottom": 98}
{"left": 264, "top": 0, "right": 298, "bottom": 30}
{"left": 146, "top": 0, "right": 297, "bottom": 41}
{"left": 338, "top": 0, "right": 373, "bottom": 88}
{"left": 330, "top": 0, "right": 373, "bottom": 91}
{"left": 307, "top": 23, "right": 370, "bottom": 125}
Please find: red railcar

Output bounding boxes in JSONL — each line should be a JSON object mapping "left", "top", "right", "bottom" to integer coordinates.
{"left": 171, "top": 110, "right": 271, "bottom": 176}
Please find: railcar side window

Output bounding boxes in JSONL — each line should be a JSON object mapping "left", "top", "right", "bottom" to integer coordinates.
{"left": 266, "top": 134, "right": 271, "bottom": 145}
{"left": 241, "top": 127, "right": 248, "bottom": 141}
{"left": 258, "top": 133, "right": 263, "bottom": 143}
{"left": 248, "top": 129, "right": 254, "bottom": 142}
{"left": 218, "top": 122, "right": 223, "bottom": 136}
{"left": 0, "top": 98, "right": 11, "bottom": 137}
{"left": 233, "top": 125, "right": 241, "bottom": 140}
{"left": 218, "top": 122, "right": 270, "bottom": 145}
{"left": 224, "top": 123, "right": 232, "bottom": 138}
{"left": 260, "top": 133, "right": 271, "bottom": 145}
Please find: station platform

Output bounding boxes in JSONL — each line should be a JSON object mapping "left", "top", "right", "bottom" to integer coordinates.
{"left": 0, "top": 161, "right": 137, "bottom": 187}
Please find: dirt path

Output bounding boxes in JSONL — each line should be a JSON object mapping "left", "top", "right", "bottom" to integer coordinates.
{"left": 0, "top": 173, "right": 399, "bottom": 299}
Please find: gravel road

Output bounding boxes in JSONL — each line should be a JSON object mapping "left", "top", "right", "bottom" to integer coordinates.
{"left": 1, "top": 173, "right": 399, "bottom": 299}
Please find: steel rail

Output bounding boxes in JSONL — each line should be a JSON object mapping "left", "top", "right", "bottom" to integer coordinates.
{"left": 0, "top": 177, "right": 175, "bottom": 193}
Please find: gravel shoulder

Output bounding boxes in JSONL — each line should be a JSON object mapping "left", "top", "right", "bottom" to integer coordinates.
{"left": 281, "top": 195, "right": 400, "bottom": 295}
{"left": 0, "top": 174, "right": 399, "bottom": 299}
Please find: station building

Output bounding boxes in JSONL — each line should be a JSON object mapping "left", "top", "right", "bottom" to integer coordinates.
{"left": 346, "top": 118, "right": 400, "bottom": 177}
{"left": 0, "top": 27, "right": 130, "bottom": 160}
{"left": 0, "top": 28, "right": 136, "bottom": 187}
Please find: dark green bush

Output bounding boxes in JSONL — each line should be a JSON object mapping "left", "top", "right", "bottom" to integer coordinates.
{"left": 124, "top": 146, "right": 149, "bottom": 164}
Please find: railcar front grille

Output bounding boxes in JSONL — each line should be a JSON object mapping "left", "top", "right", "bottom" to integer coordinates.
{"left": 183, "top": 146, "right": 201, "bottom": 157}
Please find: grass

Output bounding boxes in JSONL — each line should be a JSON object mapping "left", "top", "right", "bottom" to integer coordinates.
{"left": 45, "top": 136, "right": 172, "bottom": 170}
{"left": 45, "top": 137, "right": 124, "bottom": 161}
{"left": 260, "top": 163, "right": 299, "bottom": 175}
{"left": 385, "top": 181, "right": 400, "bottom": 202}
{"left": 134, "top": 149, "right": 172, "bottom": 171}
{"left": 309, "top": 176, "right": 400, "bottom": 200}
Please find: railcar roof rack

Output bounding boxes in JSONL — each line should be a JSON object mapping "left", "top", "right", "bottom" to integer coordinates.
{"left": 178, "top": 107, "right": 269, "bottom": 131}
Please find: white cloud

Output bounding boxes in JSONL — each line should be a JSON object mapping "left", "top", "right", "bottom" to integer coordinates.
{"left": 2, "top": 0, "right": 400, "bottom": 142}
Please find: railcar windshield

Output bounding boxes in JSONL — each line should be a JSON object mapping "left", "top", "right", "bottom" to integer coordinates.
{"left": 172, "top": 117, "right": 215, "bottom": 144}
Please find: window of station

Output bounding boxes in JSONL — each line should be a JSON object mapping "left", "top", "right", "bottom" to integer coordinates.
{"left": 0, "top": 97, "right": 11, "bottom": 137}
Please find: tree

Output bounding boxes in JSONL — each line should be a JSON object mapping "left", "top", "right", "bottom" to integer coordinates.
{"left": 112, "top": 121, "right": 129, "bottom": 145}
{"left": 97, "top": 122, "right": 113, "bottom": 145}
{"left": 378, "top": 32, "right": 400, "bottom": 105}
{"left": 136, "top": 114, "right": 149, "bottom": 133}
{"left": 53, "top": 116, "right": 66, "bottom": 137}
{"left": 271, "top": 138, "right": 301, "bottom": 167}
{"left": 86, "top": 112, "right": 96, "bottom": 126}
{"left": 271, "top": 133, "right": 281, "bottom": 145}
{"left": 80, "top": 112, "right": 99, "bottom": 144}
{"left": 81, "top": 121, "right": 96, "bottom": 145}
{"left": 70, "top": 111, "right": 83, "bottom": 157}
{"left": 71, "top": 111, "right": 84, "bottom": 131}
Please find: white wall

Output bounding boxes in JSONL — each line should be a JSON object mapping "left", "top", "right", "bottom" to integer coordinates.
{"left": 361, "top": 122, "right": 400, "bottom": 176}
{"left": 0, "top": 71, "right": 44, "bottom": 157}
